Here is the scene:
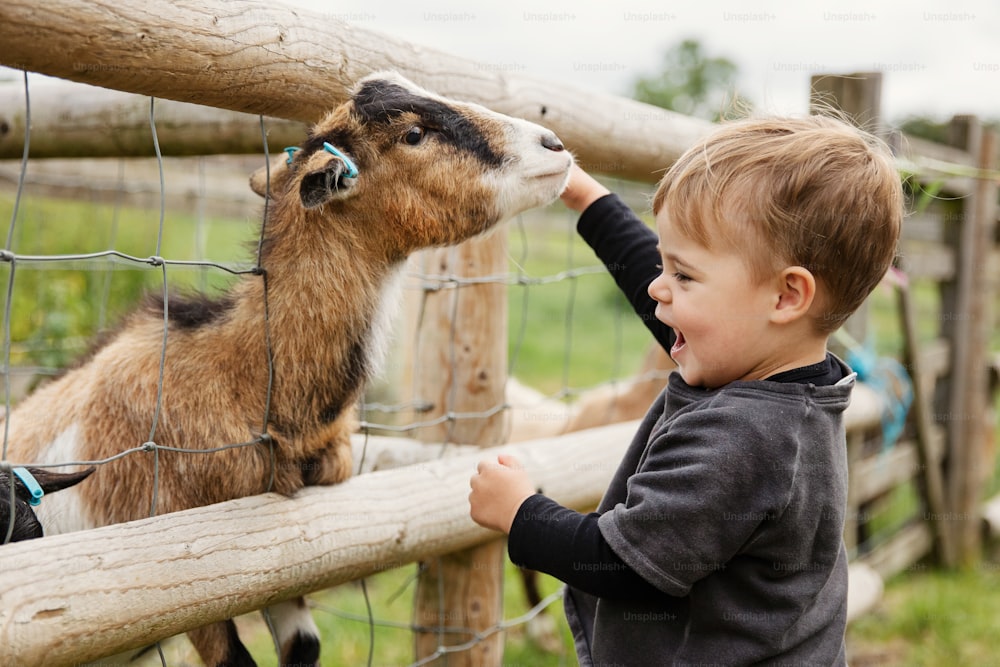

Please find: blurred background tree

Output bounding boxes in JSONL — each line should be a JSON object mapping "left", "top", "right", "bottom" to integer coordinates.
{"left": 632, "top": 38, "right": 749, "bottom": 121}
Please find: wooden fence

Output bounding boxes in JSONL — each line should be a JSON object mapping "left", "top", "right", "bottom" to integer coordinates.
{"left": 0, "top": 1, "right": 998, "bottom": 664}
{"left": 811, "top": 73, "right": 999, "bottom": 573}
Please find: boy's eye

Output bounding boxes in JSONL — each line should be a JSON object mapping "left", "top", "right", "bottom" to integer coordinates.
{"left": 656, "top": 264, "right": 691, "bottom": 283}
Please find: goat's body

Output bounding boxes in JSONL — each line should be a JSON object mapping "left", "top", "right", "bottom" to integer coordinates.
{"left": 9, "top": 259, "right": 405, "bottom": 526}
{"left": 3, "top": 72, "right": 571, "bottom": 666}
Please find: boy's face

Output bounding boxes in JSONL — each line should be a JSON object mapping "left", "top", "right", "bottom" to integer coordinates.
{"left": 648, "top": 209, "right": 783, "bottom": 389}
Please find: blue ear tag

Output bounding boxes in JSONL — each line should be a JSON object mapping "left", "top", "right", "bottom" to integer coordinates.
{"left": 322, "top": 142, "right": 360, "bottom": 179}
{"left": 283, "top": 146, "right": 301, "bottom": 165}
{"left": 12, "top": 467, "right": 43, "bottom": 506}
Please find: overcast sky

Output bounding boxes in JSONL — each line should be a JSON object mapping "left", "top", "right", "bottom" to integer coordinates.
{"left": 287, "top": 0, "right": 999, "bottom": 124}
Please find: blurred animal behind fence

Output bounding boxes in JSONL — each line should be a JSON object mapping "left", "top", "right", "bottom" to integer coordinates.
{"left": 0, "top": 466, "right": 94, "bottom": 543}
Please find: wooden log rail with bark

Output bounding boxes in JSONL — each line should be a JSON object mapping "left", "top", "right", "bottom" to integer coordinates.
{"left": 0, "top": 0, "right": 713, "bottom": 182}
{"left": 0, "top": 425, "right": 635, "bottom": 666}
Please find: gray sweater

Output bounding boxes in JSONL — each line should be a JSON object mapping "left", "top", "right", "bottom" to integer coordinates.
{"left": 562, "top": 368, "right": 854, "bottom": 665}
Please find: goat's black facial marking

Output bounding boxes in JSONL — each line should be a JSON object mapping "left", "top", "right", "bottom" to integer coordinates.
{"left": 352, "top": 80, "right": 505, "bottom": 167}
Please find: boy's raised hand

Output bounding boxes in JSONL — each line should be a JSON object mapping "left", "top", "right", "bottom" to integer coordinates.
{"left": 559, "top": 163, "right": 611, "bottom": 212}
{"left": 469, "top": 454, "right": 537, "bottom": 534}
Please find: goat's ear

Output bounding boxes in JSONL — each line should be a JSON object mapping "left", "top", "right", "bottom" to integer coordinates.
{"left": 299, "top": 148, "right": 358, "bottom": 209}
{"left": 249, "top": 155, "right": 293, "bottom": 199}
{"left": 28, "top": 466, "right": 96, "bottom": 494}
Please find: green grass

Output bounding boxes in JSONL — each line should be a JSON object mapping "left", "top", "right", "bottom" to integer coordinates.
{"left": 159, "top": 561, "right": 575, "bottom": 666}
{"left": 847, "top": 563, "right": 1000, "bottom": 665}
{"left": 506, "top": 214, "right": 654, "bottom": 394}
{"left": 0, "top": 193, "right": 253, "bottom": 368}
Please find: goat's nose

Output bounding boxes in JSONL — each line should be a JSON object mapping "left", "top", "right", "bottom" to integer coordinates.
{"left": 541, "top": 132, "right": 565, "bottom": 152}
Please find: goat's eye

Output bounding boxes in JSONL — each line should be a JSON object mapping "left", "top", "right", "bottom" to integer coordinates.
{"left": 403, "top": 126, "right": 426, "bottom": 146}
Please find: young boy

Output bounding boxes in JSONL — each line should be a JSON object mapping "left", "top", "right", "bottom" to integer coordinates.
{"left": 469, "top": 115, "right": 903, "bottom": 665}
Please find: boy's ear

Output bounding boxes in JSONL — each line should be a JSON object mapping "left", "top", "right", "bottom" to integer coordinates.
{"left": 771, "top": 266, "right": 817, "bottom": 324}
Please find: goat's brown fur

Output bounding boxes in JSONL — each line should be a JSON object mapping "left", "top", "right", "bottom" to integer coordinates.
{"left": 3, "top": 72, "right": 571, "bottom": 665}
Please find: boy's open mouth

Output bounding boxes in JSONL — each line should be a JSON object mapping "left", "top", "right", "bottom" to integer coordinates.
{"left": 671, "top": 329, "right": 686, "bottom": 355}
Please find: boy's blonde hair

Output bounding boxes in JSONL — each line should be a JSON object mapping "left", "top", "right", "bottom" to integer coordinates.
{"left": 652, "top": 115, "right": 903, "bottom": 334}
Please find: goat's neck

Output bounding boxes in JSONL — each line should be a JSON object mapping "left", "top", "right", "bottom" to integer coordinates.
{"left": 237, "top": 213, "right": 402, "bottom": 429}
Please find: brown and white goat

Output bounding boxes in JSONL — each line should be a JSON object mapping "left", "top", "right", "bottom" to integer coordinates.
{"left": 2, "top": 71, "right": 572, "bottom": 666}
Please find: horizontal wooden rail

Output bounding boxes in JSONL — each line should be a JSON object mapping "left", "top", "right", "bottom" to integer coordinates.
{"left": 0, "top": 0, "right": 714, "bottom": 181}
{"left": 0, "top": 421, "right": 637, "bottom": 666}
{"left": 860, "top": 523, "right": 933, "bottom": 578}
{"left": 851, "top": 431, "right": 945, "bottom": 503}
{"left": 0, "top": 81, "right": 306, "bottom": 159}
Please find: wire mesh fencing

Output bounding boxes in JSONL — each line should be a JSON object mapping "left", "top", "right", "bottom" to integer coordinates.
{"left": 0, "top": 71, "right": 659, "bottom": 665}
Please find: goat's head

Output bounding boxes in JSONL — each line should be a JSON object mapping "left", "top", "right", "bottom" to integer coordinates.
{"left": 251, "top": 72, "right": 573, "bottom": 261}
{"left": 1, "top": 466, "right": 94, "bottom": 543}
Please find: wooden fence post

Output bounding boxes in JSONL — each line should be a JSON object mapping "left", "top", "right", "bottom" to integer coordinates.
{"left": 896, "top": 279, "right": 953, "bottom": 566}
{"left": 940, "top": 118, "right": 998, "bottom": 566}
{"left": 809, "top": 71, "right": 884, "bottom": 346}
{"left": 410, "top": 231, "right": 509, "bottom": 665}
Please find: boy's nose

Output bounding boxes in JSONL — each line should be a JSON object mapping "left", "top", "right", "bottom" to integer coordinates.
{"left": 648, "top": 273, "right": 671, "bottom": 304}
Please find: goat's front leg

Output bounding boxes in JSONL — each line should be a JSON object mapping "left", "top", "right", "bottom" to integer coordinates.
{"left": 264, "top": 598, "right": 322, "bottom": 666}
{"left": 298, "top": 419, "right": 354, "bottom": 487}
{"left": 265, "top": 418, "right": 354, "bottom": 495}
{"left": 187, "top": 619, "right": 256, "bottom": 667}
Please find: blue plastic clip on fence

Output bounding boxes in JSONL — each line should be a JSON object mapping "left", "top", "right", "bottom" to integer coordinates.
{"left": 12, "top": 467, "right": 44, "bottom": 506}
{"left": 840, "top": 332, "right": 914, "bottom": 449}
